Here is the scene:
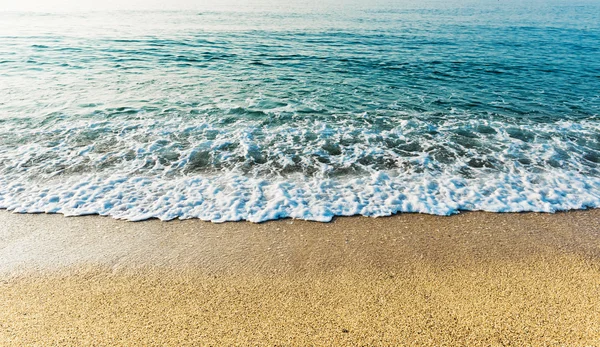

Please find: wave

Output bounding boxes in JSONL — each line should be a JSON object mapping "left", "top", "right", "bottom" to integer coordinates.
{"left": 1, "top": 112, "right": 599, "bottom": 222}
{"left": 2, "top": 169, "right": 599, "bottom": 223}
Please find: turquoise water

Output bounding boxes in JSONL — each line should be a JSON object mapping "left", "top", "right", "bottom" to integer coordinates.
{"left": 1, "top": 1, "right": 599, "bottom": 222}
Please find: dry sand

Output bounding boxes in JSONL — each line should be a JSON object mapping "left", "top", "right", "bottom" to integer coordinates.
{"left": 1, "top": 209, "right": 600, "bottom": 345}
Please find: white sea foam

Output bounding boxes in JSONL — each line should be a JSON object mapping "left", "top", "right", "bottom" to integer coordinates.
{"left": 1, "top": 168, "right": 600, "bottom": 223}
{"left": 1, "top": 112, "right": 600, "bottom": 222}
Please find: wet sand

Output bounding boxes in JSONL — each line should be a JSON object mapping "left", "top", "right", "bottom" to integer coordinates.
{"left": 1, "top": 210, "right": 600, "bottom": 345}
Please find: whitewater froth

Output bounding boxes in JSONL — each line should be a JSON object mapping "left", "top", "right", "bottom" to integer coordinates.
{"left": 2, "top": 168, "right": 600, "bottom": 223}
{"left": 2, "top": 114, "right": 600, "bottom": 222}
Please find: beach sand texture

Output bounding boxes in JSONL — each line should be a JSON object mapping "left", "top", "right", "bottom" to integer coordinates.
{"left": 1, "top": 209, "right": 600, "bottom": 345}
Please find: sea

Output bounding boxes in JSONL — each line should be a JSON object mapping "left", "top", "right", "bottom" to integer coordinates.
{"left": 0, "top": 0, "right": 599, "bottom": 222}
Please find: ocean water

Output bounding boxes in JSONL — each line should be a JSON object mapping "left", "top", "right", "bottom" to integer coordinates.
{"left": 1, "top": 1, "right": 599, "bottom": 222}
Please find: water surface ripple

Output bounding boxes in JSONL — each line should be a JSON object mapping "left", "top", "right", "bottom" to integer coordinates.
{"left": 1, "top": 2, "right": 599, "bottom": 222}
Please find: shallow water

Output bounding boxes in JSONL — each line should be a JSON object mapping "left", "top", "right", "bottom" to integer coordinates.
{"left": 1, "top": 1, "right": 599, "bottom": 222}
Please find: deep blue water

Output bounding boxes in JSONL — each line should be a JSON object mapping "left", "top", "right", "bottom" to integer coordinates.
{"left": 1, "top": 1, "right": 599, "bottom": 222}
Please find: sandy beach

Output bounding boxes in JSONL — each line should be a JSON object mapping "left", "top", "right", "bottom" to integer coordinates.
{"left": 1, "top": 209, "right": 600, "bottom": 345}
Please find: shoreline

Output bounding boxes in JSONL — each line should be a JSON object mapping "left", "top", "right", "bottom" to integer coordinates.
{"left": 2, "top": 209, "right": 600, "bottom": 344}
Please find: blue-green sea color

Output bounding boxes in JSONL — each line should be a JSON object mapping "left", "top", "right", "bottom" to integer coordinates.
{"left": 1, "top": 1, "right": 599, "bottom": 222}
